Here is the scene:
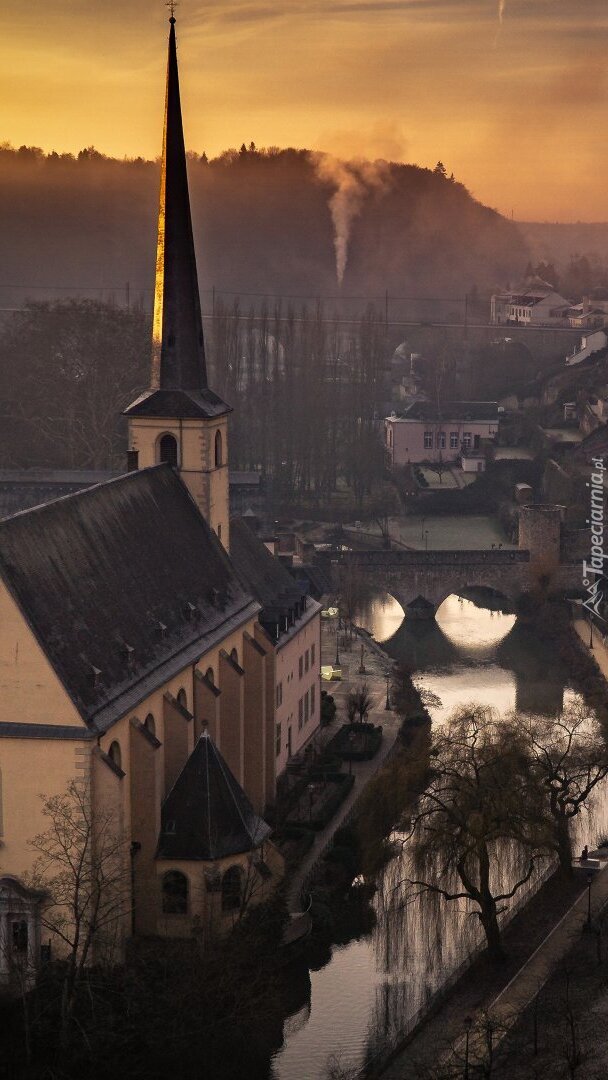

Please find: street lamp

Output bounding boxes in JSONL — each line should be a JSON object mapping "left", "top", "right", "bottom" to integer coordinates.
{"left": 335, "top": 623, "right": 341, "bottom": 668}
{"left": 463, "top": 1015, "right": 473, "bottom": 1079}
{"left": 359, "top": 643, "right": 366, "bottom": 675}
{"left": 586, "top": 871, "right": 593, "bottom": 929}
{"left": 424, "top": 530, "right": 429, "bottom": 552}
{"left": 385, "top": 672, "right": 391, "bottom": 711}
{"left": 421, "top": 515, "right": 426, "bottom": 541}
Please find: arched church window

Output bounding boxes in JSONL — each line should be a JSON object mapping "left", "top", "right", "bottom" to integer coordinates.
{"left": 221, "top": 865, "right": 243, "bottom": 912}
{"left": 205, "top": 667, "right": 215, "bottom": 685}
{"left": 162, "top": 870, "right": 188, "bottom": 914}
{"left": 144, "top": 713, "right": 156, "bottom": 737}
{"left": 159, "top": 433, "right": 178, "bottom": 468}
{"left": 108, "top": 741, "right": 122, "bottom": 770}
{"left": 230, "top": 647, "right": 238, "bottom": 665}
{"left": 215, "top": 430, "right": 223, "bottom": 467}
{"left": 177, "top": 688, "right": 187, "bottom": 709}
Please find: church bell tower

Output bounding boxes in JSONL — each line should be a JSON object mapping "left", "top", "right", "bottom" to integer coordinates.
{"left": 124, "top": 15, "right": 231, "bottom": 551}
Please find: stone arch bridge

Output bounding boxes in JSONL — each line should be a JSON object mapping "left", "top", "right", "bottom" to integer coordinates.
{"left": 332, "top": 548, "right": 582, "bottom": 619}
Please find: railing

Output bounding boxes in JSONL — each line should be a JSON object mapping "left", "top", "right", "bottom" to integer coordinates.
{"left": 334, "top": 549, "right": 530, "bottom": 567}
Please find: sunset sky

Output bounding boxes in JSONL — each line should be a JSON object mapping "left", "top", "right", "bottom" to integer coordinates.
{"left": 2, "top": 0, "right": 608, "bottom": 221}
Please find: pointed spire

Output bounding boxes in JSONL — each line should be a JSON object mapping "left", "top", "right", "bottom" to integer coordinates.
{"left": 151, "top": 14, "right": 207, "bottom": 392}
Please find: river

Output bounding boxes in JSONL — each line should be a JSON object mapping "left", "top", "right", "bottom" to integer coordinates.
{"left": 271, "top": 593, "right": 604, "bottom": 1080}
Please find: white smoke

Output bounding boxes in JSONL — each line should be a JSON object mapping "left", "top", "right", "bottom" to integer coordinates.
{"left": 498, "top": 0, "right": 506, "bottom": 23}
{"left": 312, "top": 153, "right": 391, "bottom": 286}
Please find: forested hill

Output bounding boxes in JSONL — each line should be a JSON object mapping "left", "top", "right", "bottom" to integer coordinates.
{"left": 0, "top": 144, "right": 527, "bottom": 309}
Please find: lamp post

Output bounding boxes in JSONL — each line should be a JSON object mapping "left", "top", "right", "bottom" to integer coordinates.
{"left": 586, "top": 871, "right": 593, "bottom": 929}
{"left": 308, "top": 783, "right": 316, "bottom": 823}
{"left": 424, "top": 530, "right": 429, "bottom": 552}
{"left": 385, "top": 672, "right": 391, "bottom": 711}
{"left": 335, "top": 622, "right": 341, "bottom": 668}
{"left": 463, "top": 1015, "right": 473, "bottom": 1079}
{"left": 421, "top": 516, "right": 426, "bottom": 541}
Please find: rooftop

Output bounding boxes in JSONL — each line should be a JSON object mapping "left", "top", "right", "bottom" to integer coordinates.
{"left": 157, "top": 733, "right": 271, "bottom": 861}
{"left": 0, "top": 466, "right": 258, "bottom": 732}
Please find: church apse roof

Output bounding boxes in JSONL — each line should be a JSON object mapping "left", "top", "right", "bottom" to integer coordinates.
{"left": 157, "top": 733, "right": 271, "bottom": 861}
{"left": 0, "top": 466, "right": 259, "bottom": 732}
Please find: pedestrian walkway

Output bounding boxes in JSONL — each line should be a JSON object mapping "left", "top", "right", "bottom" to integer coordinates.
{"left": 441, "top": 857, "right": 608, "bottom": 1076}
{"left": 286, "top": 619, "right": 401, "bottom": 913}
{"left": 380, "top": 861, "right": 608, "bottom": 1080}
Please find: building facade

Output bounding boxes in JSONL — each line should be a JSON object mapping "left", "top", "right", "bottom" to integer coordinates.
{"left": 385, "top": 401, "right": 499, "bottom": 466}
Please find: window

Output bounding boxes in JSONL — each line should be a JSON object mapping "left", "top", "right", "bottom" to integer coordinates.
{"left": 298, "top": 698, "right": 304, "bottom": 730}
{"left": 221, "top": 866, "right": 243, "bottom": 912}
{"left": 299, "top": 656, "right": 303, "bottom": 679}
{"left": 108, "top": 741, "right": 122, "bottom": 769}
{"left": 230, "top": 647, "right": 239, "bottom": 665}
{"left": 311, "top": 643, "right": 315, "bottom": 667}
{"left": 304, "top": 692, "right": 309, "bottom": 724}
{"left": 463, "top": 432, "right": 472, "bottom": 449}
{"left": 424, "top": 431, "right": 433, "bottom": 449}
{"left": 162, "top": 870, "right": 188, "bottom": 914}
{"left": 305, "top": 649, "right": 309, "bottom": 673}
{"left": 437, "top": 432, "right": 446, "bottom": 450}
{"left": 159, "top": 433, "right": 178, "bottom": 467}
{"left": 12, "top": 920, "right": 28, "bottom": 954}
{"left": 214, "top": 430, "right": 223, "bottom": 468}
{"left": 275, "top": 722, "right": 281, "bottom": 757}
{"left": 177, "top": 688, "right": 187, "bottom": 709}
{"left": 275, "top": 681, "right": 283, "bottom": 708}
{"left": 205, "top": 667, "right": 215, "bottom": 685}
{"left": 144, "top": 713, "right": 156, "bottom": 737}
{"left": 217, "top": 524, "right": 222, "bottom": 542}
{"left": 310, "top": 683, "right": 315, "bottom": 716}
{"left": 450, "top": 432, "right": 459, "bottom": 449}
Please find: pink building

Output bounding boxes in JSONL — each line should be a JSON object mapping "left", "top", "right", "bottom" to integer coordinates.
{"left": 230, "top": 518, "right": 321, "bottom": 790}
{"left": 385, "top": 401, "right": 499, "bottom": 466}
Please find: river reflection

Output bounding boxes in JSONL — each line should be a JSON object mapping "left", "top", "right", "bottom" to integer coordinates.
{"left": 271, "top": 595, "right": 599, "bottom": 1080}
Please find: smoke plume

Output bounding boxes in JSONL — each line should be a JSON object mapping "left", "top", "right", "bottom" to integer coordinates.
{"left": 312, "top": 153, "right": 391, "bottom": 286}
{"left": 498, "top": 0, "right": 506, "bottom": 23}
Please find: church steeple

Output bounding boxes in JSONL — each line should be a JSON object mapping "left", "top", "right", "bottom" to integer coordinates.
{"left": 152, "top": 15, "right": 207, "bottom": 392}
{"left": 125, "top": 14, "right": 229, "bottom": 419}
{"left": 125, "top": 16, "right": 231, "bottom": 551}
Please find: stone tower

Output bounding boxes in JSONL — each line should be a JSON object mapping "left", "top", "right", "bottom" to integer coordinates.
{"left": 124, "top": 16, "right": 231, "bottom": 550}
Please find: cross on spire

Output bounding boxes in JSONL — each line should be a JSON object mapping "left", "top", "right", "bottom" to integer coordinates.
{"left": 166, "top": 0, "right": 178, "bottom": 22}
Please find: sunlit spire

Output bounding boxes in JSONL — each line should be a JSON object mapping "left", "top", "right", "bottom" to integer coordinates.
{"left": 151, "top": 13, "right": 208, "bottom": 391}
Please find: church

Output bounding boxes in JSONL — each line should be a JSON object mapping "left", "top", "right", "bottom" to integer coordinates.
{"left": 0, "top": 16, "right": 320, "bottom": 981}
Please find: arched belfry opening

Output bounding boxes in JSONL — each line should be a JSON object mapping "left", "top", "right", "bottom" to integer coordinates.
{"left": 215, "top": 430, "right": 223, "bottom": 468}
{"left": 159, "top": 433, "right": 178, "bottom": 467}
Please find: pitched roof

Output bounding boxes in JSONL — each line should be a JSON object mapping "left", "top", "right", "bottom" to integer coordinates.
{"left": 0, "top": 470, "right": 118, "bottom": 520}
{"left": 0, "top": 466, "right": 258, "bottom": 732}
{"left": 230, "top": 516, "right": 302, "bottom": 621}
{"left": 391, "top": 401, "right": 499, "bottom": 423}
{"left": 157, "top": 733, "right": 271, "bottom": 861}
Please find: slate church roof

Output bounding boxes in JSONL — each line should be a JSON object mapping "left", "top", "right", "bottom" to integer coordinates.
{"left": 0, "top": 465, "right": 259, "bottom": 733}
{"left": 229, "top": 516, "right": 307, "bottom": 639}
{"left": 157, "top": 732, "right": 271, "bottom": 861}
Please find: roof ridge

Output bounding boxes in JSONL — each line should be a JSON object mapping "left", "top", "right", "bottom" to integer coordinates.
{"left": 0, "top": 463, "right": 172, "bottom": 528}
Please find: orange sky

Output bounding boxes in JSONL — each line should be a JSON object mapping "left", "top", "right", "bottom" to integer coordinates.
{"left": 2, "top": 0, "right": 608, "bottom": 221}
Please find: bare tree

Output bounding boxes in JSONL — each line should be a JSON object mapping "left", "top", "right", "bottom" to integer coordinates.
{"left": 404, "top": 706, "right": 542, "bottom": 962}
{"left": 506, "top": 704, "right": 608, "bottom": 875}
{"left": 26, "top": 779, "right": 130, "bottom": 1044}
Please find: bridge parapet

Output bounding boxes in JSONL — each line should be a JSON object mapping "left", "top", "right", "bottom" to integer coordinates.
{"left": 335, "top": 548, "right": 531, "bottom": 567}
